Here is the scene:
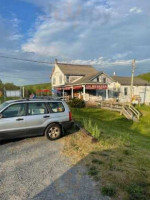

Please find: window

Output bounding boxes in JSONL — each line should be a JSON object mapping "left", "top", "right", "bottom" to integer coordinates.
{"left": 48, "top": 102, "right": 65, "bottom": 113}
{"left": 2, "top": 103, "right": 26, "bottom": 118}
{"left": 124, "top": 87, "right": 128, "bottom": 96}
{"left": 59, "top": 75, "right": 62, "bottom": 84}
{"left": 103, "top": 78, "right": 106, "bottom": 83}
{"left": 97, "top": 77, "right": 99, "bottom": 82}
{"left": 66, "top": 76, "right": 69, "bottom": 83}
{"left": 53, "top": 77, "right": 56, "bottom": 85}
{"left": 28, "top": 103, "right": 47, "bottom": 115}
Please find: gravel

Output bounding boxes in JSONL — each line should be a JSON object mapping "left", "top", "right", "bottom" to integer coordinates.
{"left": 0, "top": 136, "right": 109, "bottom": 200}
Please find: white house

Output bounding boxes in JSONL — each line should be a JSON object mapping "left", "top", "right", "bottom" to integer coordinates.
{"left": 51, "top": 62, "right": 150, "bottom": 104}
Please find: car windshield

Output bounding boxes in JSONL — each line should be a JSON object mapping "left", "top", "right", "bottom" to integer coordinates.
{"left": 0, "top": 102, "right": 10, "bottom": 111}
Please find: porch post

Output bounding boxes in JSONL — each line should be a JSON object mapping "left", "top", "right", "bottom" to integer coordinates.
{"left": 62, "top": 88, "right": 65, "bottom": 99}
{"left": 106, "top": 89, "right": 109, "bottom": 100}
{"left": 71, "top": 87, "right": 74, "bottom": 99}
{"left": 83, "top": 85, "right": 86, "bottom": 100}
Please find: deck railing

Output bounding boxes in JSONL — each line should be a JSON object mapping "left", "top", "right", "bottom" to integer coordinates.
{"left": 97, "top": 101, "right": 141, "bottom": 121}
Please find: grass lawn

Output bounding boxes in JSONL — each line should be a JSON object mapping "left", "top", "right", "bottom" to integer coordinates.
{"left": 63, "top": 105, "right": 150, "bottom": 200}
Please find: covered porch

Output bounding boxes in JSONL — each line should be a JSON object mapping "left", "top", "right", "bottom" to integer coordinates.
{"left": 56, "top": 83, "right": 108, "bottom": 101}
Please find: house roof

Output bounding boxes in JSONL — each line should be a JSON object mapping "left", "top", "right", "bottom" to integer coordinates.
{"left": 112, "top": 76, "right": 150, "bottom": 86}
{"left": 57, "top": 63, "right": 99, "bottom": 76}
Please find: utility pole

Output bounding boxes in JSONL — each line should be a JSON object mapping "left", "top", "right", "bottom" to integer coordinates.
{"left": 3, "top": 87, "right": 6, "bottom": 102}
{"left": 22, "top": 86, "right": 25, "bottom": 98}
{"left": 130, "top": 59, "right": 136, "bottom": 103}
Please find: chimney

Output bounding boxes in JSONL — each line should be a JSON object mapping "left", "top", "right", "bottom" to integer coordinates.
{"left": 113, "top": 72, "right": 116, "bottom": 76}
{"left": 55, "top": 58, "right": 58, "bottom": 63}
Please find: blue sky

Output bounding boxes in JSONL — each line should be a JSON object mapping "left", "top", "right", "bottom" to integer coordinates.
{"left": 0, "top": 0, "right": 150, "bottom": 85}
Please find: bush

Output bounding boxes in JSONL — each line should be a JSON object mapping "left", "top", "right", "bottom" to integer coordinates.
{"left": 69, "top": 98, "right": 85, "bottom": 108}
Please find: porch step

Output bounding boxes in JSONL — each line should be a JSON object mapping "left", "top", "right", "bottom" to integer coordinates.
{"left": 121, "top": 105, "right": 141, "bottom": 121}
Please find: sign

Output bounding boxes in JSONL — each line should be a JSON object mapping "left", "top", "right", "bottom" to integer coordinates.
{"left": 56, "top": 87, "right": 71, "bottom": 91}
{"left": 64, "top": 87, "right": 71, "bottom": 91}
{"left": 73, "top": 86, "right": 83, "bottom": 90}
{"left": 6, "top": 90, "right": 21, "bottom": 97}
{"left": 85, "top": 84, "right": 107, "bottom": 90}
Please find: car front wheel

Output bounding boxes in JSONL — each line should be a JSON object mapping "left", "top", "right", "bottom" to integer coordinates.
{"left": 45, "top": 123, "right": 61, "bottom": 140}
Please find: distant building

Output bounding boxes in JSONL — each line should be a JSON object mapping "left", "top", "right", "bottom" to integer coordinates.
{"left": 51, "top": 62, "right": 150, "bottom": 104}
{"left": 111, "top": 76, "right": 150, "bottom": 104}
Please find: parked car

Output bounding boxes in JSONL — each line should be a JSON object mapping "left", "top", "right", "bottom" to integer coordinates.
{"left": 0, "top": 99, "right": 73, "bottom": 141}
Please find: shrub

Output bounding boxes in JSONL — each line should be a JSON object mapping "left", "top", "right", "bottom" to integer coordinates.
{"left": 69, "top": 98, "right": 85, "bottom": 108}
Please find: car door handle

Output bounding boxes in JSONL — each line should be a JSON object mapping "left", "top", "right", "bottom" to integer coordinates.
{"left": 43, "top": 115, "right": 50, "bottom": 118}
{"left": 16, "top": 118, "right": 24, "bottom": 121}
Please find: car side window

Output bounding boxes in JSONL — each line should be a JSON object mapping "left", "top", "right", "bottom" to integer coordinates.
{"left": 2, "top": 103, "right": 26, "bottom": 118}
{"left": 48, "top": 102, "right": 65, "bottom": 113}
{"left": 28, "top": 103, "right": 47, "bottom": 115}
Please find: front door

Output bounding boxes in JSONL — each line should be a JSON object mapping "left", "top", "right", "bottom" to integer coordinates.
{"left": 0, "top": 103, "right": 27, "bottom": 140}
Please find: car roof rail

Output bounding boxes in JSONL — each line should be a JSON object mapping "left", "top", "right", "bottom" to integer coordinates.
{"left": 28, "top": 96, "right": 63, "bottom": 101}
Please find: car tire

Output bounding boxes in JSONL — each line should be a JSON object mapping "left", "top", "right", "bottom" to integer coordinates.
{"left": 45, "top": 123, "right": 61, "bottom": 140}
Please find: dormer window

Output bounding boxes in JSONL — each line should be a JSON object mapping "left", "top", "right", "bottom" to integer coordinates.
{"left": 103, "top": 78, "right": 106, "bottom": 83}
{"left": 66, "top": 76, "right": 69, "bottom": 83}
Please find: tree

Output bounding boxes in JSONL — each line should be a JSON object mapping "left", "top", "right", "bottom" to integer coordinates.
{"left": 0, "top": 80, "right": 3, "bottom": 90}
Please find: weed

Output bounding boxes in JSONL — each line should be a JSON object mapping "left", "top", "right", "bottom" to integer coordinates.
{"left": 90, "top": 151, "right": 97, "bottom": 155}
{"left": 118, "top": 158, "right": 123, "bottom": 162}
{"left": 83, "top": 119, "right": 101, "bottom": 139}
{"left": 101, "top": 185, "right": 117, "bottom": 197}
{"left": 126, "top": 183, "right": 148, "bottom": 200}
{"left": 99, "top": 152, "right": 109, "bottom": 157}
{"left": 123, "top": 149, "right": 131, "bottom": 155}
{"left": 109, "top": 161, "right": 116, "bottom": 171}
{"left": 94, "top": 176, "right": 101, "bottom": 181}
{"left": 92, "top": 159, "right": 103, "bottom": 165}
{"left": 88, "top": 166, "right": 98, "bottom": 176}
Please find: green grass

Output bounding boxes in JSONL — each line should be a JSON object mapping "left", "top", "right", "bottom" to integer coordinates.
{"left": 72, "top": 106, "right": 150, "bottom": 146}
{"left": 71, "top": 106, "right": 150, "bottom": 199}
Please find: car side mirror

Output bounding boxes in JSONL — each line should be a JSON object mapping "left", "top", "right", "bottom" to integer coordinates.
{"left": 0, "top": 113, "right": 3, "bottom": 119}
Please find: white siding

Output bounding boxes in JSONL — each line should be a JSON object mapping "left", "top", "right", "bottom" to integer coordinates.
{"left": 51, "top": 64, "right": 65, "bottom": 88}
{"left": 119, "top": 85, "right": 150, "bottom": 104}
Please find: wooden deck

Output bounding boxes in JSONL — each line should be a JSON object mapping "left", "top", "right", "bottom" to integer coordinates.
{"left": 97, "top": 101, "right": 141, "bottom": 121}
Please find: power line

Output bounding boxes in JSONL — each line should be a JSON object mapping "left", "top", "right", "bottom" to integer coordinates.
{"left": 0, "top": 55, "right": 54, "bottom": 65}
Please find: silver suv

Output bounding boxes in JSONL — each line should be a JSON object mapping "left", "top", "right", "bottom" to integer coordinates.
{"left": 0, "top": 99, "right": 73, "bottom": 141}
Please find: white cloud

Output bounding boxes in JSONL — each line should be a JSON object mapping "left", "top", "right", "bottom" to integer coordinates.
{"left": 129, "top": 7, "right": 142, "bottom": 14}
{"left": 1, "top": 0, "right": 150, "bottom": 85}
{"left": 21, "top": 0, "right": 118, "bottom": 58}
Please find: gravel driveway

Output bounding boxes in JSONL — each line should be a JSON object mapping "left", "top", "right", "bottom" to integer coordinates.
{"left": 0, "top": 136, "right": 109, "bottom": 200}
